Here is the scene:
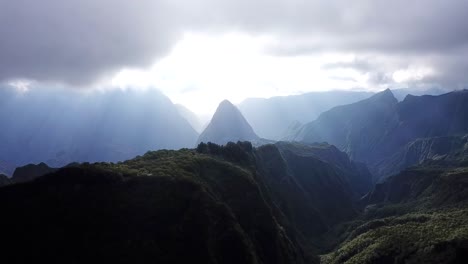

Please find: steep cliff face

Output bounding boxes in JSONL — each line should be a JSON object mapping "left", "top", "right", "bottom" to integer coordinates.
{"left": 294, "top": 90, "right": 468, "bottom": 181}
{"left": 363, "top": 166, "right": 468, "bottom": 207}
{"left": 196, "top": 141, "right": 366, "bottom": 250}
{"left": 274, "top": 142, "right": 372, "bottom": 196}
{"left": 375, "top": 134, "right": 468, "bottom": 178}
{"left": 294, "top": 89, "right": 399, "bottom": 165}
{"left": 253, "top": 143, "right": 359, "bottom": 248}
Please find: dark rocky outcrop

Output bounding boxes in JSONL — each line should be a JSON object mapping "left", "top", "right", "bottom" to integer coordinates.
{"left": 10, "top": 162, "right": 57, "bottom": 184}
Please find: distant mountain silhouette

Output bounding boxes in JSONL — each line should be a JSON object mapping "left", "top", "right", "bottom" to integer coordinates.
{"left": 239, "top": 90, "right": 374, "bottom": 139}
{"left": 0, "top": 87, "right": 199, "bottom": 175}
{"left": 11, "top": 162, "right": 57, "bottom": 184}
{"left": 197, "top": 100, "right": 260, "bottom": 145}
{"left": 391, "top": 86, "right": 453, "bottom": 101}
{"left": 238, "top": 88, "right": 452, "bottom": 140}
{"left": 292, "top": 89, "right": 468, "bottom": 181}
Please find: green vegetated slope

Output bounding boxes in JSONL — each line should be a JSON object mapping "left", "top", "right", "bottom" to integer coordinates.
{"left": 0, "top": 146, "right": 302, "bottom": 264}
{"left": 322, "top": 163, "right": 468, "bottom": 263}
{"left": 0, "top": 141, "right": 371, "bottom": 263}
{"left": 2, "top": 140, "right": 467, "bottom": 263}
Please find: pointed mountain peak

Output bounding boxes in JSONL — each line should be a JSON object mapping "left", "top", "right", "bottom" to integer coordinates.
{"left": 368, "top": 88, "right": 397, "bottom": 104}
{"left": 213, "top": 100, "right": 238, "bottom": 117}
{"left": 219, "top": 99, "right": 235, "bottom": 107}
{"left": 197, "top": 100, "right": 259, "bottom": 145}
{"left": 211, "top": 99, "right": 244, "bottom": 122}
{"left": 377, "top": 88, "right": 394, "bottom": 97}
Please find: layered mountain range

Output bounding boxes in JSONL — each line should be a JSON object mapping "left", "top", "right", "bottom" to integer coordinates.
{"left": 291, "top": 89, "right": 468, "bottom": 181}
{"left": 0, "top": 87, "right": 198, "bottom": 175}
{"left": 1, "top": 87, "right": 468, "bottom": 263}
{"left": 238, "top": 87, "right": 449, "bottom": 140}
{"left": 0, "top": 141, "right": 373, "bottom": 263}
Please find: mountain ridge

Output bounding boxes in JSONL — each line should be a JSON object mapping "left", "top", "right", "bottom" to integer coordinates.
{"left": 293, "top": 89, "right": 468, "bottom": 181}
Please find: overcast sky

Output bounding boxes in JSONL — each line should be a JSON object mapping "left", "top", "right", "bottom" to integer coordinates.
{"left": 1, "top": 0, "right": 468, "bottom": 114}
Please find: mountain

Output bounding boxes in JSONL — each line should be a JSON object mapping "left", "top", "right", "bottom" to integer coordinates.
{"left": 375, "top": 134, "right": 468, "bottom": 178}
{"left": 0, "top": 174, "right": 10, "bottom": 187}
{"left": 11, "top": 162, "right": 57, "bottom": 184}
{"left": 175, "top": 104, "right": 205, "bottom": 133}
{"left": 363, "top": 166, "right": 468, "bottom": 207}
{"left": 0, "top": 141, "right": 373, "bottom": 263}
{"left": 293, "top": 89, "right": 468, "bottom": 181}
{"left": 320, "top": 140, "right": 468, "bottom": 264}
{"left": 238, "top": 90, "right": 374, "bottom": 140}
{"left": 273, "top": 142, "right": 372, "bottom": 196}
{"left": 292, "top": 89, "right": 399, "bottom": 163}
{"left": 323, "top": 164, "right": 468, "bottom": 263}
{"left": 322, "top": 170, "right": 468, "bottom": 263}
{"left": 0, "top": 87, "right": 199, "bottom": 175}
{"left": 392, "top": 86, "right": 453, "bottom": 101}
{"left": 0, "top": 163, "right": 57, "bottom": 186}
{"left": 1, "top": 141, "right": 467, "bottom": 263}
{"left": 237, "top": 87, "right": 453, "bottom": 140}
{"left": 253, "top": 142, "right": 369, "bottom": 236}
{"left": 197, "top": 100, "right": 260, "bottom": 145}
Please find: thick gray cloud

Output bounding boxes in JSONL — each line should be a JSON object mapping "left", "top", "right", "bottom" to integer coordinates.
{"left": 1, "top": 0, "right": 468, "bottom": 87}
{"left": 0, "top": 0, "right": 179, "bottom": 85}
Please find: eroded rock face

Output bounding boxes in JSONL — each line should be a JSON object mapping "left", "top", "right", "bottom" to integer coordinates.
{"left": 375, "top": 134, "right": 468, "bottom": 178}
